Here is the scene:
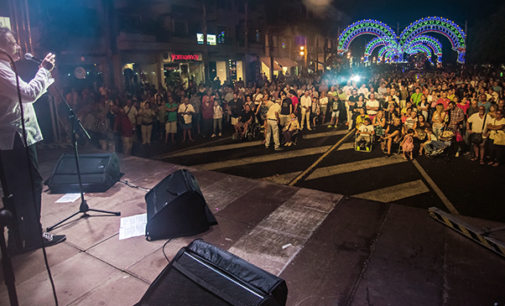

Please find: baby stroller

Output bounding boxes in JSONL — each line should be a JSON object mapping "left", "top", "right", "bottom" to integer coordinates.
{"left": 425, "top": 130, "right": 456, "bottom": 161}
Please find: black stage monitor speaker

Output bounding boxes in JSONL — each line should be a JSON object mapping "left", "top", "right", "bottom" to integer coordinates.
{"left": 145, "top": 169, "right": 217, "bottom": 241}
{"left": 45, "top": 153, "right": 121, "bottom": 194}
{"left": 135, "top": 239, "right": 288, "bottom": 306}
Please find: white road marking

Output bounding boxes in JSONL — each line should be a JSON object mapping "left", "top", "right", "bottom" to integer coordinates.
{"left": 352, "top": 180, "right": 430, "bottom": 203}
{"left": 158, "top": 130, "right": 348, "bottom": 158}
{"left": 412, "top": 160, "right": 459, "bottom": 215}
{"left": 228, "top": 188, "right": 342, "bottom": 276}
{"left": 195, "top": 146, "right": 331, "bottom": 171}
{"left": 308, "top": 155, "right": 406, "bottom": 180}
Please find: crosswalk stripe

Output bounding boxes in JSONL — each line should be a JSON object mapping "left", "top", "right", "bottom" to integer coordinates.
{"left": 260, "top": 142, "right": 361, "bottom": 184}
{"left": 307, "top": 155, "right": 407, "bottom": 180}
{"left": 195, "top": 146, "right": 332, "bottom": 171}
{"left": 228, "top": 188, "right": 341, "bottom": 276}
{"left": 352, "top": 180, "right": 430, "bottom": 203}
{"left": 158, "top": 130, "right": 348, "bottom": 158}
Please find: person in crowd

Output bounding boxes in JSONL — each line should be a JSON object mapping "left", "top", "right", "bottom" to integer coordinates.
{"left": 419, "top": 127, "right": 438, "bottom": 156}
{"left": 137, "top": 102, "right": 156, "bottom": 145}
{"left": 410, "top": 87, "right": 423, "bottom": 106}
{"left": 279, "top": 91, "right": 292, "bottom": 126}
{"left": 488, "top": 104, "right": 497, "bottom": 119}
{"left": 347, "top": 89, "right": 359, "bottom": 129}
{"left": 114, "top": 108, "right": 134, "bottom": 156}
{"left": 311, "top": 92, "right": 321, "bottom": 128}
{"left": 356, "top": 118, "right": 374, "bottom": 151}
{"left": 467, "top": 98, "right": 480, "bottom": 118}
{"left": 319, "top": 91, "right": 328, "bottom": 124}
{"left": 328, "top": 90, "right": 342, "bottom": 128}
{"left": 235, "top": 104, "right": 254, "bottom": 138}
{"left": 355, "top": 108, "right": 369, "bottom": 129}
{"left": 212, "top": 100, "right": 223, "bottom": 137}
{"left": 190, "top": 92, "right": 202, "bottom": 136}
{"left": 400, "top": 128, "right": 415, "bottom": 160}
{"left": 467, "top": 106, "right": 491, "bottom": 164}
{"left": 373, "top": 110, "right": 386, "bottom": 139}
{"left": 404, "top": 110, "right": 418, "bottom": 134}
{"left": 265, "top": 98, "right": 282, "bottom": 151}
{"left": 431, "top": 103, "right": 446, "bottom": 139}
{"left": 478, "top": 93, "right": 491, "bottom": 113}
{"left": 164, "top": 96, "right": 179, "bottom": 144}
{"left": 447, "top": 101, "right": 465, "bottom": 156}
{"left": 487, "top": 109, "right": 505, "bottom": 166}
{"left": 290, "top": 89, "right": 299, "bottom": 115}
{"left": 366, "top": 93, "right": 379, "bottom": 122}
{"left": 382, "top": 117, "right": 402, "bottom": 157}
{"left": 283, "top": 113, "right": 300, "bottom": 147}
{"left": 300, "top": 90, "right": 312, "bottom": 130}
{"left": 179, "top": 97, "right": 195, "bottom": 142}
{"left": 201, "top": 90, "right": 214, "bottom": 137}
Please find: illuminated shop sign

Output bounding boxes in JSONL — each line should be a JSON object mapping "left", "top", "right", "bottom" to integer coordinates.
{"left": 171, "top": 54, "right": 200, "bottom": 61}
{"left": 197, "top": 33, "right": 216, "bottom": 45}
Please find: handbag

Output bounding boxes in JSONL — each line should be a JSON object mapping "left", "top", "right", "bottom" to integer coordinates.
{"left": 492, "top": 119, "right": 505, "bottom": 145}
{"left": 470, "top": 115, "right": 487, "bottom": 144}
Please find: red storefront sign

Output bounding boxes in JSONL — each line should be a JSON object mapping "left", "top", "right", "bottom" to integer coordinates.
{"left": 171, "top": 54, "right": 200, "bottom": 61}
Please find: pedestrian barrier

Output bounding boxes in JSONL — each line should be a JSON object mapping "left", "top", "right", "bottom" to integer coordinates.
{"left": 429, "top": 207, "right": 505, "bottom": 258}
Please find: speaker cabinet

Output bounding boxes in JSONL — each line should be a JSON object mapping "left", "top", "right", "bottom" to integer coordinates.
{"left": 45, "top": 153, "right": 121, "bottom": 194}
{"left": 145, "top": 169, "right": 217, "bottom": 241}
{"left": 135, "top": 239, "right": 288, "bottom": 306}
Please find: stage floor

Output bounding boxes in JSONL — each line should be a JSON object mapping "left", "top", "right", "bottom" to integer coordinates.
{"left": 1, "top": 148, "right": 505, "bottom": 306}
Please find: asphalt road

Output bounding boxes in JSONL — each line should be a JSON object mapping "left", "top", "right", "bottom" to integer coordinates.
{"left": 151, "top": 125, "right": 505, "bottom": 223}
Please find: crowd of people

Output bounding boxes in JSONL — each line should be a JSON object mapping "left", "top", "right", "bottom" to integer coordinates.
{"left": 66, "top": 66, "right": 505, "bottom": 165}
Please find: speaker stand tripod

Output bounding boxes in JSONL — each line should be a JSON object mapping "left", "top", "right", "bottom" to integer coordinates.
{"left": 46, "top": 88, "right": 120, "bottom": 232}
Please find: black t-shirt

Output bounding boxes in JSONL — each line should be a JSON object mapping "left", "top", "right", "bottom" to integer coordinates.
{"left": 280, "top": 98, "right": 292, "bottom": 115}
{"left": 229, "top": 99, "right": 243, "bottom": 118}
{"left": 388, "top": 124, "right": 402, "bottom": 135}
{"left": 240, "top": 110, "right": 253, "bottom": 123}
{"left": 385, "top": 111, "right": 398, "bottom": 125}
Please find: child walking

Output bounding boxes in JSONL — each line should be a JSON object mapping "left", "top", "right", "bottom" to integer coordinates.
{"left": 212, "top": 100, "right": 223, "bottom": 137}
{"left": 401, "top": 128, "right": 415, "bottom": 160}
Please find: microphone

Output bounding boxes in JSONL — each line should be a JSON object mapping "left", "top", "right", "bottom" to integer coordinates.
{"left": 24, "top": 53, "right": 43, "bottom": 64}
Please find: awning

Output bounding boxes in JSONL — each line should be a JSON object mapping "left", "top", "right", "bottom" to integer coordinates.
{"left": 260, "top": 57, "right": 282, "bottom": 71}
{"left": 274, "top": 57, "right": 298, "bottom": 68}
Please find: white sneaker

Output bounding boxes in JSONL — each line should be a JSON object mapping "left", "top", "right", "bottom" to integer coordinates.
{"left": 211, "top": 134, "right": 216, "bottom": 138}
{"left": 218, "top": 133, "right": 222, "bottom": 136}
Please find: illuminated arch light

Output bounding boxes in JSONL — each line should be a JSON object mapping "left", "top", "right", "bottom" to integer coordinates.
{"left": 405, "top": 41, "right": 442, "bottom": 64}
{"left": 338, "top": 19, "right": 397, "bottom": 55}
{"left": 364, "top": 37, "right": 398, "bottom": 62}
{"left": 377, "top": 45, "right": 401, "bottom": 63}
{"left": 403, "top": 35, "right": 443, "bottom": 64}
{"left": 398, "top": 16, "right": 466, "bottom": 63}
{"left": 407, "top": 45, "right": 434, "bottom": 64}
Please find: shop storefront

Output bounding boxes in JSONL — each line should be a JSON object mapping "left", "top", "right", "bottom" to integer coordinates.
{"left": 163, "top": 52, "right": 204, "bottom": 88}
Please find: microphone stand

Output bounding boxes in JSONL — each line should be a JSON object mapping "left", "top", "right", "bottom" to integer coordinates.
{"left": 46, "top": 80, "right": 120, "bottom": 232}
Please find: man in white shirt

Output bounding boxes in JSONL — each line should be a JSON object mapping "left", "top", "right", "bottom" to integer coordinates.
{"left": 467, "top": 106, "right": 492, "bottom": 163}
{"left": 265, "top": 100, "right": 283, "bottom": 151}
{"left": 343, "top": 81, "right": 352, "bottom": 97}
{"left": 0, "top": 27, "right": 66, "bottom": 254}
{"left": 377, "top": 82, "right": 387, "bottom": 99}
{"left": 366, "top": 94, "right": 380, "bottom": 119}
{"left": 358, "top": 84, "right": 369, "bottom": 97}
{"left": 124, "top": 98, "right": 138, "bottom": 126}
{"left": 300, "top": 90, "right": 312, "bottom": 130}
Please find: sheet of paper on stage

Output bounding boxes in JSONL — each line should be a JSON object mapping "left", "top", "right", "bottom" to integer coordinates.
{"left": 119, "top": 213, "right": 147, "bottom": 240}
{"left": 55, "top": 193, "right": 82, "bottom": 203}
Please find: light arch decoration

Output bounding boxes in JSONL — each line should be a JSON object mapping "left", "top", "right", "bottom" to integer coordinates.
{"left": 403, "top": 35, "right": 442, "bottom": 63}
{"left": 338, "top": 19, "right": 396, "bottom": 55}
{"left": 364, "top": 37, "right": 398, "bottom": 62}
{"left": 406, "top": 45, "right": 433, "bottom": 63}
{"left": 398, "top": 16, "right": 466, "bottom": 63}
{"left": 377, "top": 45, "right": 400, "bottom": 63}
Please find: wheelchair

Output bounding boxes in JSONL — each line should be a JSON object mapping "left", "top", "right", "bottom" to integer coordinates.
{"left": 355, "top": 132, "right": 373, "bottom": 152}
